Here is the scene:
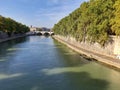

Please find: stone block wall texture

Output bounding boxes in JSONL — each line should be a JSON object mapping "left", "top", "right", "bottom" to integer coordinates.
{"left": 114, "top": 36, "right": 120, "bottom": 55}
{"left": 56, "top": 35, "right": 120, "bottom": 58}
{"left": 0, "top": 32, "right": 8, "bottom": 39}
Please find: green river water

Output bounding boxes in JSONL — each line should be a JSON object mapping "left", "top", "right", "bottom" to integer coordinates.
{"left": 0, "top": 36, "right": 120, "bottom": 90}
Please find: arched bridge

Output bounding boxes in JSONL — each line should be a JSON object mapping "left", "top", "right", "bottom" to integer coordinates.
{"left": 26, "top": 31, "right": 54, "bottom": 36}
{"left": 36, "top": 31, "right": 54, "bottom": 36}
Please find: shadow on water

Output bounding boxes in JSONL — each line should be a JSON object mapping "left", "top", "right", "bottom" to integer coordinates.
{"left": 53, "top": 39, "right": 92, "bottom": 67}
{"left": 0, "top": 37, "right": 28, "bottom": 73}
{"left": 0, "top": 37, "right": 28, "bottom": 59}
{"left": 0, "top": 36, "right": 113, "bottom": 90}
{"left": 40, "top": 65, "right": 109, "bottom": 90}
{"left": 0, "top": 70, "right": 109, "bottom": 90}
{"left": 65, "top": 72, "right": 109, "bottom": 90}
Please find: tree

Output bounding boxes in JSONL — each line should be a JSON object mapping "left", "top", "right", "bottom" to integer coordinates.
{"left": 53, "top": 0, "right": 115, "bottom": 46}
{"left": 0, "top": 15, "right": 30, "bottom": 36}
{"left": 111, "top": 0, "right": 120, "bottom": 35}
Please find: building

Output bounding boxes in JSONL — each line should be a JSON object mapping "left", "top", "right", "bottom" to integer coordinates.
{"left": 29, "top": 26, "right": 37, "bottom": 32}
{"left": 29, "top": 26, "right": 51, "bottom": 32}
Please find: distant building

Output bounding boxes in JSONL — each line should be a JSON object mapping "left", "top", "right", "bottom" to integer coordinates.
{"left": 29, "top": 26, "right": 51, "bottom": 32}
{"left": 29, "top": 26, "right": 37, "bottom": 32}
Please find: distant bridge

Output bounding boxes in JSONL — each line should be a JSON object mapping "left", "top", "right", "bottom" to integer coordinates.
{"left": 26, "top": 31, "right": 54, "bottom": 36}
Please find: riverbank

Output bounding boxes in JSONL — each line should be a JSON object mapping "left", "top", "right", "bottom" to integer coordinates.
{"left": 53, "top": 35, "right": 120, "bottom": 69}
{"left": 0, "top": 34, "right": 27, "bottom": 43}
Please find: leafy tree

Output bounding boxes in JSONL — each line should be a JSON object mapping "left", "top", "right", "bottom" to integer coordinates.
{"left": 53, "top": 0, "right": 115, "bottom": 46}
{"left": 0, "top": 15, "right": 30, "bottom": 36}
{"left": 111, "top": 0, "right": 120, "bottom": 35}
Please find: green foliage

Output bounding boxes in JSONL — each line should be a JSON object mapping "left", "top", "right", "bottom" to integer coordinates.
{"left": 0, "top": 15, "right": 30, "bottom": 35}
{"left": 53, "top": 0, "right": 115, "bottom": 46}
{"left": 111, "top": 0, "right": 120, "bottom": 35}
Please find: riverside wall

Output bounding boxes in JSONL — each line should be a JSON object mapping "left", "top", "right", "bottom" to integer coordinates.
{"left": 0, "top": 32, "right": 27, "bottom": 43}
{"left": 53, "top": 35, "right": 120, "bottom": 69}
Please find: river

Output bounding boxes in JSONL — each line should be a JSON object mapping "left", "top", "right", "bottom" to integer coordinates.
{"left": 0, "top": 36, "right": 120, "bottom": 90}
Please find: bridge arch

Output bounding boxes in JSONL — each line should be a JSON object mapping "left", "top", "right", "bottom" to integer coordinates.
{"left": 51, "top": 32, "right": 54, "bottom": 36}
{"left": 32, "top": 31, "right": 54, "bottom": 36}
{"left": 37, "top": 32, "right": 42, "bottom": 35}
{"left": 44, "top": 32, "right": 50, "bottom": 36}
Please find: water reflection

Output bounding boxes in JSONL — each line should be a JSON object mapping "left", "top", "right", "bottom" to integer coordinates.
{"left": 0, "top": 36, "right": 119, "bottom": 90}
{"left": 53, "top": 40, "right": 91, "bottom": 67}
{"left": 0, "top": 37, "right": 27, "bottom": 61}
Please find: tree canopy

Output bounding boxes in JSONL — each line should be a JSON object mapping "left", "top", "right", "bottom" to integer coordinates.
{"left": 53, "top": 0, "right": 119, "bottom": 46}
{"left": 111, "top": 0, "right": 120, "bottom": 35}
{"left": 0, "top": 15, "right": 30, "bottom": 35}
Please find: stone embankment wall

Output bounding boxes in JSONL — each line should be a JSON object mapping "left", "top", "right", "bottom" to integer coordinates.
{"left": 0, "top": 32, "right": 8, "bottom": 39}
{"left": 0, "top": 31, "right": 27, "bottom": 43}
{"left": 114, "top": 36, "right": 120, "bottom": 55}
{"left": 55, "top": 35, "right": 119, "bottom": 58}
{"left": 53, "top": 35, "right": 120, "bottom": 69}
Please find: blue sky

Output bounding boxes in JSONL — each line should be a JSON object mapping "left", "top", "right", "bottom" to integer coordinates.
{"left": 0, "top": 0, "right": 88, "bottom": 28}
